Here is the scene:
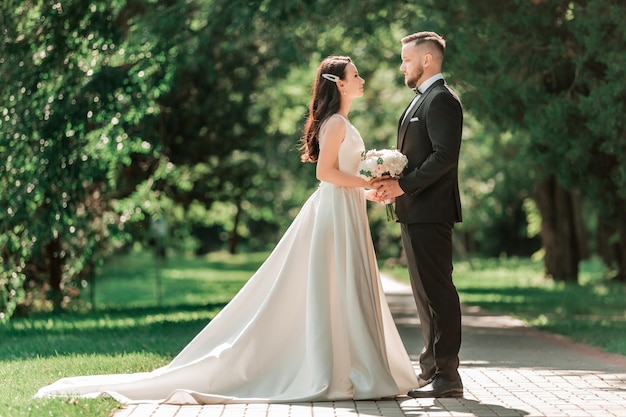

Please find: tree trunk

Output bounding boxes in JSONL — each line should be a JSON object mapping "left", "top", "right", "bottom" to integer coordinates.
{"left": 598, "top": 215, "right": 616, "bottom": 266}
{"left": 533, "top": 175, "right": 582, "bottom": 283}
{"left": 229, "top": 199, "right": 242, "bottom": 255}
{"left": 598, "top": 201, "right": 626, "bottom": 282}
{"left": 570, "top": 189, "right": 589, "bottom": 260}
{"left": 46, "top": 238, "right": 64, "bottom": 312}
{"left": 616, "top": 216, "right": 626, "bottom": 282}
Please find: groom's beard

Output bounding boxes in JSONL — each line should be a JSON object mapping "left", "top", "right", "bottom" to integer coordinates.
{"left": 405, "top": 66, "right": 424, "bottom": 89}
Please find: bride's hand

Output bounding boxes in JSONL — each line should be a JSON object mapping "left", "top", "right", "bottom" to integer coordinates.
{"left": 365, "top": 189, "right": 382, "bottom": 203}
{"left": 369, "top": 175, "right": 391, "bottom": 185}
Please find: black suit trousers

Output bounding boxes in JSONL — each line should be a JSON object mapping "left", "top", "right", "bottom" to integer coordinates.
{"left": 401, "top": 222, "right": 461, "bottom": 382}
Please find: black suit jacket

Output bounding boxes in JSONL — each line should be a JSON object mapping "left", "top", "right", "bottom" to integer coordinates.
{"left": 395, "top": 79, "right": 463, "bottom": 224}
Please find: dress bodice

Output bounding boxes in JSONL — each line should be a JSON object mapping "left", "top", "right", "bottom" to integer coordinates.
{"left": 320, "top": 114, "right": 365, "bottom": 176}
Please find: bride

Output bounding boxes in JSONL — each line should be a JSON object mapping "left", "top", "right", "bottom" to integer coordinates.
{"left": 35, "top": 55, "right": 418, "bottom": 404}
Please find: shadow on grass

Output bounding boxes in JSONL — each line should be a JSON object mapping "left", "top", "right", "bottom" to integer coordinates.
{"left": 105, "top": 251, "right": 265, "bottom": 274}
{"left": 2, "top": 250, "right": 268, "bottom": 363}
{"left": 0, "top": 302, "right": 228, "bottom": 361}
{"left": 458, "top": 284, "right": 626, "bottom": 316}
{"left": 167, "top": 259, "right": 264, "bottom": 272}
{"left": 458, "top": 286, "right": 626, "bottom": 357}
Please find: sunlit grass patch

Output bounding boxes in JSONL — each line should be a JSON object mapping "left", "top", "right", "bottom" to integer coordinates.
{"left": 1, "top": 250, "right": 264, "bottom": 417}
{"left": 383, "top": 256, "right": 626, "bottom": 356}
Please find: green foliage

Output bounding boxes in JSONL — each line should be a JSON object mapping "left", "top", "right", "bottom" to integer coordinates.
{"left": 457, "top": 117, "right": 541, "bottom": 256}
{"left": 0, "top": 0, "right": 166, "bottom": 320}
{"left": 435, "top": 0, "right": 626, "bottom": 255}
{"left": 6, "top": 0, "right": 624, "bottom": 321}
{"left": 0, "top": 0, "right": 431, "bottom": 321}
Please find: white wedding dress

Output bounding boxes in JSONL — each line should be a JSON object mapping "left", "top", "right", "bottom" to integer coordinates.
{"left": 35, "top": 114, "right": 418, "bottom": 404}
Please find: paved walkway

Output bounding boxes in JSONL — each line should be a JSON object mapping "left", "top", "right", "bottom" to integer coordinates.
{"left": 113, "top": 276, "right": 626, "bottom": 417}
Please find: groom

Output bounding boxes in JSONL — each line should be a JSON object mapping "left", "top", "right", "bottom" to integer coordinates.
{"left": 376, "top": 31, "right": 464, "bottom": 398}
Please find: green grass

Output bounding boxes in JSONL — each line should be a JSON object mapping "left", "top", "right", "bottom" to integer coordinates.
{"left": 383, "top": 256, "right": 626, "bottom": 356}
{"left": 90, "top": 250, "right": 268, "bottom": 309}
{"left": 0, "top": 250, "right": 263, "bottom": 417}
{"left": 2, "top": 251, "right": 625, "bottom": 417}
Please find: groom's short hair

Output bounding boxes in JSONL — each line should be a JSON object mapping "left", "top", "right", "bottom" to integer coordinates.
{"left": 402, "top": 32, "right": 446, "bottom": 57}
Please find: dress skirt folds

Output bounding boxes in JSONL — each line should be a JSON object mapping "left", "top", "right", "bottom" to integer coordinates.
{"left": 35, "top": 115, "right": 418, "bottom": 404}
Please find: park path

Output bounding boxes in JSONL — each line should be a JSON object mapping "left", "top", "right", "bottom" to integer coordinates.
{"left": 113, "top": 275, "right": 626, "bottom": 417}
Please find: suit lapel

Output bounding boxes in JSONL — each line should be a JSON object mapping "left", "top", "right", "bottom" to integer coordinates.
{"left": 397, "top": 94, "right": 424, "bottom": 150}
{"left": 397, "top": 79, "right": 444, "bottom": 151}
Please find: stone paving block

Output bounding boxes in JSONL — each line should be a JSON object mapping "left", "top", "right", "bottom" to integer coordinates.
{"left": 176, "top": 405, "right": 208, "bottom": 417}
{"left": 113, "top": 404, "right": 138, "bottom": 417}
{"left": 108, "top": 275, "right": 626, "bottom": 417}
{"left": 152, "top": 405, "right": 182, "bottom": 417}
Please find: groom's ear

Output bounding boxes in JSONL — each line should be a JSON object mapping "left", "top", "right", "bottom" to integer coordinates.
{"left": 423, "top": 53, "right": 433, "bottom": 67}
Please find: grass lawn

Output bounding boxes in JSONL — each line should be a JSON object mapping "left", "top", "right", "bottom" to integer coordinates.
{"left": 1, "top": 250, "right": 625, "bottom": 417}
{"left": 384, "top": 256, "right": 626, "bottom": 356}
{"left": 0, "top": 251, "right": 263, "bottom": 417}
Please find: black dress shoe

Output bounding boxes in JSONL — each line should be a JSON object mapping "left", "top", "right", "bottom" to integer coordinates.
{"left": 407, "top": 376, "right": 463, "bottom": 398}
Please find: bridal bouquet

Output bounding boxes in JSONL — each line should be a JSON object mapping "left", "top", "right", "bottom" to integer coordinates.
{"left": 358, "top": 149, "right": 408, "bottom": 221}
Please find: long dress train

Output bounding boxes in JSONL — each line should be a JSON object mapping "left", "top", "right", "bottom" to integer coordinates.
{"left": 35, "top": 114, "right": 418, "bottom": 404}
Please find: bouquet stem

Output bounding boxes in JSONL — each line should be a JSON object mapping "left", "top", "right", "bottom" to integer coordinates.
{"left": 385, "top": 201, "right": 397, "bottom": 222}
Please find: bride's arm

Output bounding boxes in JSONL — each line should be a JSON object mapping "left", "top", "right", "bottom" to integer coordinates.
{"left": 316, "top": 117, "right": 369, "bottom": 188}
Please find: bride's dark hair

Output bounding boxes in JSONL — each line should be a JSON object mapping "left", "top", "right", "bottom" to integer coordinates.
{"left": 300, "top": 56, "right": 352, "bottom": 163}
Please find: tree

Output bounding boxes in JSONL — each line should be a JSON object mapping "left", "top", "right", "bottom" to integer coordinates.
{"left": 435, "top": 0, "right": 626, "bottom": 282}
{"left": 0, "top": 0, "right": 174, "bottom": 318}
{"left": 0, "top": 0, "right": 414, "bottom": 320}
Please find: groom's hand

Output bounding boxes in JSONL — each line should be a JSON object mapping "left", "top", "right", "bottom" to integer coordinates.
{"left": 376, "top": 178, "right": 405, "bottom": 201}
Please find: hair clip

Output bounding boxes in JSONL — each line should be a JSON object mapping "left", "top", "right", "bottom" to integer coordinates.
{"left": 321, "top": 73, "right": 340, "bottom": 83}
